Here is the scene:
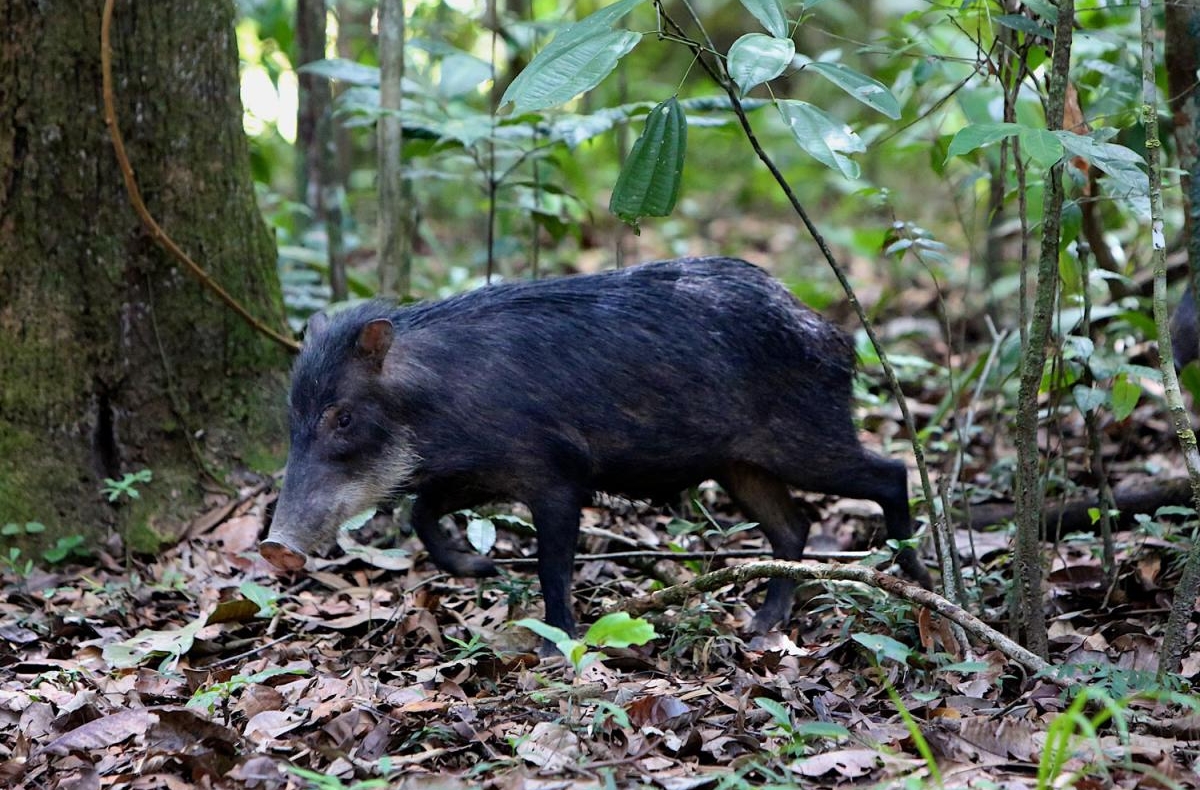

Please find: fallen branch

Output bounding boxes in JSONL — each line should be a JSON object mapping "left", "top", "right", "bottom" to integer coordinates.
{"left": 963, "top": 476, "right": 1194, "bottom": 538}
{"left": 491, "top": 549, "right": 871, "bottom": 567}
{"left": 622, "top": 560, "right": 1060, "bottom": 683}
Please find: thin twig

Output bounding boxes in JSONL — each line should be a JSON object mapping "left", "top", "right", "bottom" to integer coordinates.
{"left": 622, "top": 559, "right": 1060, "bottom": 683}
{"left": 492, "top": 548, "right": 874, "bottom": 567}
{"left": 653, "top": 2, "right": 947, "bottom": 594}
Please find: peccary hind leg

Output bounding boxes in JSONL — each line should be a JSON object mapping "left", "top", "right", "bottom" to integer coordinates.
{"left": 721, "top": 464, "right": 813, "bottom": 633}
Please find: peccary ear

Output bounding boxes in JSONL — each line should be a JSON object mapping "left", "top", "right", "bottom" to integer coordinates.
{"left": 306, "top": 312, "right": 330, "bottom": 341}
{"left": 356, "top": 318, "right": 394, "bottom": 370}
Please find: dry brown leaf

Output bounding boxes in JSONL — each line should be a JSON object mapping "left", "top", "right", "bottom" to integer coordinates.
{"left": 791, "top": 747, "right": 882, "bottom": 778}
{"left": 626, "top": 694, "right": 692, "bottom": 728}
{"left": 41, "top": 709, "right": 158, "bottom": 755}
{"left": 244, "top": 708, "right": 308, "bottom": 740}
{"left": 515, "top": 721, "right": 581, "bottom": 771}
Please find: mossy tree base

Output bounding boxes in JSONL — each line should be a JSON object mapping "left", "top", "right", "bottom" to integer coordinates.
{"left": 0, "top": 1, "right": 291, "bottom": 556}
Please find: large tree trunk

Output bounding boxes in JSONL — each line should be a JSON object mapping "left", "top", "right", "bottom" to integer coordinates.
{"left": 0, "top": 0, "right": 291, "bottom": 552}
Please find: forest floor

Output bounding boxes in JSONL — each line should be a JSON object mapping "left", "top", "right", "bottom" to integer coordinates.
{"left": 5, "top": 381, "right": 1200, "bottom": 789}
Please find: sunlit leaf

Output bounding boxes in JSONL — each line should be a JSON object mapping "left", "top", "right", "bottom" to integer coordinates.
{"left": 738, "top": 0, "right": 788, "bottom": 38}
{"left": 805, "top": 61, "right": 900, "bottom": 119}
{"left": 1111, "top": 373, "right": 1141, "bottom": 421}
{"left": 727, "top": 34, "right": 794, "bottom": 96}
{"left": 776, "top": 100, "right": 863, "bottom": 179}
{"left": 584, "top": 612, "right": 657, "bottom": 648}
{"left": 500, "top": 0, "right": 646, "bottom": 113}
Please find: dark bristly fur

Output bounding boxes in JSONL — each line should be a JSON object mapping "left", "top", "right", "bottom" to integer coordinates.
{"left": 262, "top": 257, "right": 932, "bottom": 637}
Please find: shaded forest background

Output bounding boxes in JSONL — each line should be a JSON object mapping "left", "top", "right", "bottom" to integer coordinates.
{"left": 5, "top": 0, "right": 1200, "bottom": 787}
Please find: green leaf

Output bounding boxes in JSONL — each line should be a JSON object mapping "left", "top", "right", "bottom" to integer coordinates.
{"left": 239, "top": 582, "right": 281, "bottom": 617}
{"left": 436, "top": 52, "right": 493, "bottom": 98}
{"left": 439, "top": 115, "right": 498, "bottom": 148}
{"left": 500, "top": 0, "right": 646, "bottom": 113}
{"left": 1072, "top": 384, "right": 1106, "bottom": 414}
{"left": 945, "top": 122, "right": 1021, "bottom": 160}
{"left": 514, "top": 618, "right": 572, "bottom": 645}
{"left": 805, "top": 62, "right": 900, "bottom": 119}
{"left": 1055, "top": 133, "right": 1148, "bottom": 215}
{"left": 754, "top": 697, "right": 792, "bottom": 727}
{"left": 996, "top": 14, "right": 1053, "bottom": 39}
{"left": 738, "top": 0, "right": 788, "bottom": 38}
{"left": 467, "top": 517, "right": 496, "bottom": 555}
{"left": 339, "top": 509, "right": 376, "bottom": 532}
{"left": 569, "top": 642, "right": 596, "bottom": 672}
{"left": 1181, "top": 361, "right": 1200, "bottom": 399}
{"left": 776, "top": 100, "right": 863, "bottom": 179}
{"left": 583, "top": 612, "right": 657, "bottom": 648}
{"left": 102, "top": 617, "right": 206, "bottom": 671}
{"left": 794, "top": 721, "right": 852, "bottom": 739}
{"left": 1111, "top": 373, "right": 1141, "bottom": 421}
{"left": 852, "top": 633, "right": 914, "bottom": 665}
{"left": 298, "top": 58, "right": 381, "bottom": 86}
{"left": 727, "top": 34, "right": 794, "bottom": 96}
{"left": 609, "top": 97, "right": 687, "bottom": 227}
{"left": 1016, "top": 127, "right": 1064, "bottom": 169}
{"left": 1021, "top": 0, "right": 1059, "bottom": 23}
{"left": 516, "top": 619, "right": 592, "bottom": 669}
{"left": 939, "top": 660, "right": 992, "bottom": 674}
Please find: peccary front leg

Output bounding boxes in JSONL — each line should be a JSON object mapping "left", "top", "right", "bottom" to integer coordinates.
{"left": 529, "top": 487, "right": 586, "bottom": 638}
{"left": 411, "top": 493, "right": 498, "bottom": 577}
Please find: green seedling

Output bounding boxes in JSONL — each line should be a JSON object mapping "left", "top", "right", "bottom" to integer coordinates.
{"left": 102, "top": 469, "right": 153, "bottom": 503}
{"left": 516, "top": 612, "right": 656, "bottom": 674}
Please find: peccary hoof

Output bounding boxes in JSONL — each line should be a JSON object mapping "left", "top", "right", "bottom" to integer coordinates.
{"left": 438, "top": 551, "right": 499, "bottom": 578}
{"left": 260, "top": 540, "right": 308, "bottom": 571}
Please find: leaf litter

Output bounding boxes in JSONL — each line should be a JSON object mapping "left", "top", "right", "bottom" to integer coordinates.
{"left": 4, "top": 386, "right": 1200, "bottom": 787}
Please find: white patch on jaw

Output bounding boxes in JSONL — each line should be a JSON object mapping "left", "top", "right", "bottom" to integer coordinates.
{"left": 326, "top": 440, "right": 421, "bottom": 523}
{"left": 269, "top": 436, "right": 422, "bottom": 557}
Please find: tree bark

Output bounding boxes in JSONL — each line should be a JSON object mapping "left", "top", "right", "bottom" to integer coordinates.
{"left": 377, "top": 0, "right": 414, "bottom": 300}
{"left": 0, "top": 0, "right": 289, "bottom": 552}
{"left": 1010, "top": 0, "right": 1075, "bottom": 659}
{"left": 1151, "top": 0, "right": 1200, "bottom": 679}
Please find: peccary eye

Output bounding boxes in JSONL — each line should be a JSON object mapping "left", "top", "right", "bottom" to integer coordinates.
{"left": 336, "top": 411, "right": 352, "bottom": 430}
